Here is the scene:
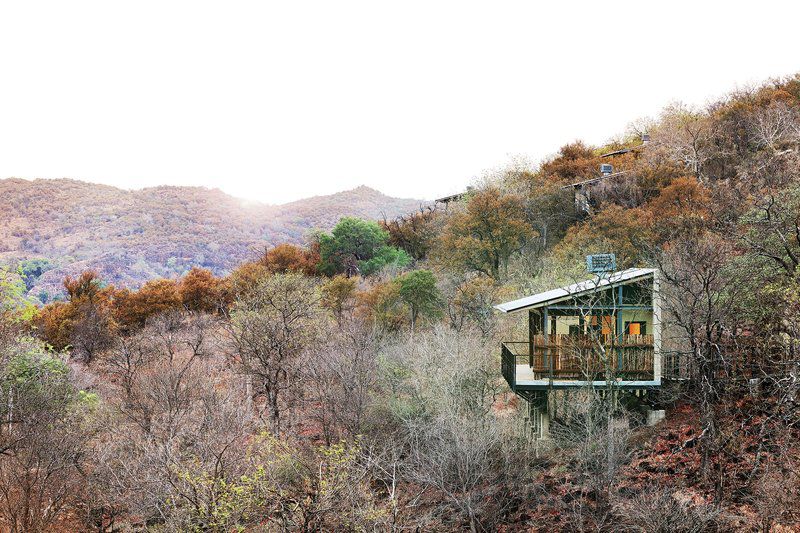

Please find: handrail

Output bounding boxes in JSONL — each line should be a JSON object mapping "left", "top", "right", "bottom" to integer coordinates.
{"left": 501, "top": 342, "right": 532, "bottom": 390}
{"left": 502, "top": 335, "right": 655, "bottom": 382}
{"left": 501, "top": 343, "right": 516, "bottom": 390}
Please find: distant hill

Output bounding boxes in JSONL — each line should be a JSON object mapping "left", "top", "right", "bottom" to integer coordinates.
{"left": 0, "top": 178, "right": 425, "bottom": 301}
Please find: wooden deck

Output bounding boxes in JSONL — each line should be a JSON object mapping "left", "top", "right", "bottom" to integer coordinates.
{"left": 512, "top": 363, "right": 660, "bottom": 390}
{"left": 502, "top": 335, "right": 658, "bottom": 391}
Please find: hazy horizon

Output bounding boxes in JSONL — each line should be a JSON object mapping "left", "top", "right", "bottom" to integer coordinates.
{"left": 2, "top": 1, "right": 799, "bottom": 203}
{"left": 2, "top": 176, "right": 418, "bottom": 206}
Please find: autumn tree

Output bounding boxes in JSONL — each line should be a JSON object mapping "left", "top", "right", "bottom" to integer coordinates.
{"left": 441, "top": 274, "right": 506, "bottom": 337}
{"left": 538, "top": 141, "right": 601, "bottom": 183}
{"left": 553, "top": 204, "right": 654, "bottom": 270}
{"left": 437, "top": 187, "right": 535, "bottom": 279}
{"left": 382, "top": 206, "right": 439, "bottom": 260}
{"left": 34, "top": 301, "right": 75, "bottom": 351}
{"left": 259, "top": 243, "right": 318, "bottom": 275}
{"left": 646, "top": 176, "right": 712, "bottom": 237}
{"left": 226, "top": 260, "right": 269, "bottom": 299}
{"left": 113, "top": 278, "right": 181, "bottom": 331}
{"left": 355, "top": 280, "right": 405, "bottom": 331}
{"left": 521, "top": 180, "right": 578, "bottom": 251}
{"left": 179, "top": 266, "right": 223, "bottom": 312}
{"left": 36, "top": 270, "right": 116, "bottom": 361}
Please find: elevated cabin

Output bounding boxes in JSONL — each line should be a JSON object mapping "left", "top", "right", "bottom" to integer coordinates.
{"left": 434, "top": 186, "right": 475, "bottom": 210}
{"left": 496, "top": 267, "right": 661, "bottom": 393}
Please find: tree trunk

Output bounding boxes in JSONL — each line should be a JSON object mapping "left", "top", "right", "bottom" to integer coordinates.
{"left": 268, "top": 388, "right": 281, "bottom": 436}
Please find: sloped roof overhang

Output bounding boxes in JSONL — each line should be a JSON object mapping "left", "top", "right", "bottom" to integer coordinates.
{"left": 494, "top": 268, "right": 655, "bottom": 314}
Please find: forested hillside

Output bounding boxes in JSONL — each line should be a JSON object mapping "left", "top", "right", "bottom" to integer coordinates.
{"left": 0, "top": 179, "right": 423, "bottom": 300}
{"left": 1, "top": 75, "right": 800, "bottom": 531}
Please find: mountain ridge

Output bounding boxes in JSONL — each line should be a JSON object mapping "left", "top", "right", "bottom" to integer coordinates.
{"left": 0, "top": 178, "right": 426, "bottom": 300}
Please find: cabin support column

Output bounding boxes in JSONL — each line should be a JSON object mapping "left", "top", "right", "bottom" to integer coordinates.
{"left": 542, "top": 307, "right": 550, "bottom": 380}
{"left": 616, "top": 285, "right": 624, "bottom": 372}
{"left": 527, "top": 391, "right": 550, "bottom": 440}
{"left": 528, "top": 310, "right": 542, "bottom": 368}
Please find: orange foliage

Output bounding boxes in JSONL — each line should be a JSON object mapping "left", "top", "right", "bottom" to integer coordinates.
{"left": 259, "top": 243, "right": 318, "bottom": 275}
{"left": 227, "top": 262, "right": 269, "bottom": 299}
{"left": 226, "top": 243, "right": 318, "bottom": 299}
{"left": 35, "top": 301, "right": 77, "bottom": 351}
{"left": 644, "top": 176, "right": 713, "bottom": 240}
{"left": 114, "top": 279, "right": 181, "bottom": 330}
{"left": 179, "top": 267, "right": 224, "bottom": 312}
{"left": 646, "top": 177, "right": 711, "bottom": 223}
{"left": 381, "top": 207, "right": 439, "bottom": 260}
{"left": 355, "top": 281, "right": 404, "bottom": 330}
{"left": 37, "top": 266, "right": 231, "bottom": 345}
{"left": 437, "top": 187, "right": 535, "bottom": 278}
{"left": 35, "top": 270, "right": 117, "bottom": 355}
{"left": 63, "top": 270, "right": 104, "bottom": 301}
{"left": 539, "top": 141, "right": 603, "bottom": 183}
{"left": 554, "top": 205, "right": 654, "bottom": 269}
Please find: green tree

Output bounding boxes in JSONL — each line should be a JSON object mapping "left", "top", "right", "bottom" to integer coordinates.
{"left": 0, "top": 267, "right": 38, "bottom": 322}
{"left": 395, "top": 269, "right": 441, "bottom": 330}
{"left": 320, "top": 275, "right": 358, "bottom": 322}
{"left": 18, "top": 259, "right": 53, "bottom": 291}
{"left": 0, "top": 338, "right": 95, "bottom": 532}
{"left": 318, "top": 217, "right": 410, "bottom": 277}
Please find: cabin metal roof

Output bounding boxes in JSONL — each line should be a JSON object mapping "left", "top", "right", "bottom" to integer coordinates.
{"left": 494, "top": 267, "right": 655, "bottom": 313}
{"left": 560, "top": 170, "right": 628, "bottom": 190}
{"left": 600, "top": 148, "right": 633, "bottom": 158}
{"left": 435, "top": 187, "right": 475, "bottom": 204}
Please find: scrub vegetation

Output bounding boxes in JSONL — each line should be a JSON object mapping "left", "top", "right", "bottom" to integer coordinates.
{"left": 2, "top": 74, "right": 800, "bottom": 531}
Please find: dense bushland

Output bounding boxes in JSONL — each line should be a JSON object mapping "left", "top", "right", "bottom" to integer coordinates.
{"left": 2, "top": 74, "right": 800, "bottom": 530}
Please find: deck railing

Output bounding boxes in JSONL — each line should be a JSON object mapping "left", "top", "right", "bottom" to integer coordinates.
{"left": 501, "top": 343, "right": 531, "bottom": 390}
{"left": 502, "top": 334, "right": 654, "bottom": 384}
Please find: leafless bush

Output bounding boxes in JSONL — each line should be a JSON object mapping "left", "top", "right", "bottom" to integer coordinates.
{"left": 226, "top": 272, "right": 323, "bottom": 435}
{"left": 752, "top": 462, "right": 800, "bottom": 530}
{"left": 616, "top": 487, "right": 719, "bottom": 532}
{"left": 89, "top": 313, "right": 258, "bottom": 529}
{"left": 305, "top": 316, "right": 380, "bottom": 444}
{"left": 404, "top": 411, "right": 517, "bottom": 532}
{"left": 377, "top": 327, "right": 529, "bottom": 531}
{"left": 550, "top": 389, "right": 634, "bottom": 529}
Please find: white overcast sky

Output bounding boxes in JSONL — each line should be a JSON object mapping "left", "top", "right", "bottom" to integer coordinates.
{"left": 1, "top": 1, "right": 798, "bottom": 204}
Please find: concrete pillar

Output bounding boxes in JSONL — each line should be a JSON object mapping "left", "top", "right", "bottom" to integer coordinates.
{"left": 529, "top": 403, "right": 551, "bottom": 440}
{"left": 528, "top": 391, "right": 551, "bottom": 441}
{"left": 538, "top": 408, "right": 551, "bottom": 440}
{"left": 645, "top": 408, "right": 665, "bottom": 426}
